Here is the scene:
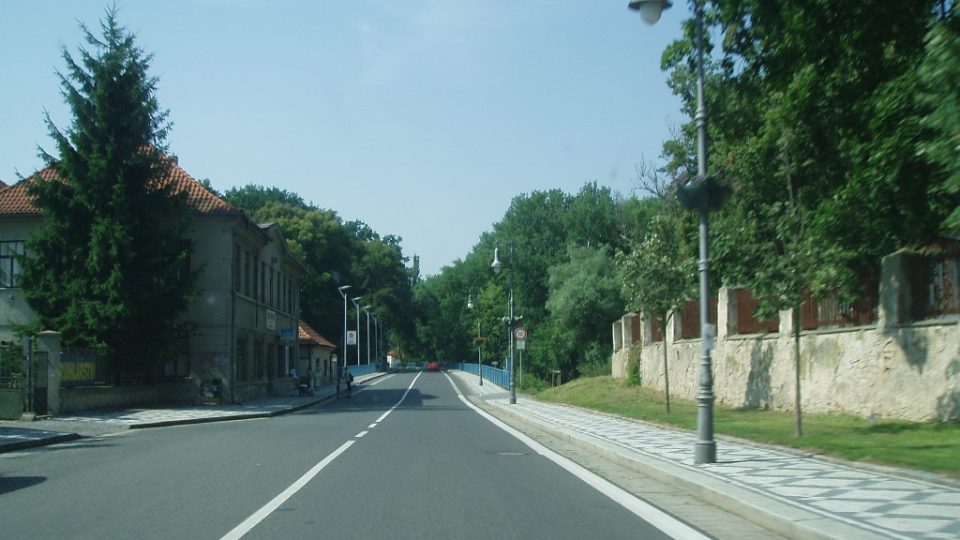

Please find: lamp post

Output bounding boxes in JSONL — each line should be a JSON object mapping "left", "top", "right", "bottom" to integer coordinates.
{"left": 630, "top": 0, "right": 726, "bottom": 464}
{"left": 491, "top": 246, "right": 516, "bottom": 404}
{"left": 351, "top": 296, "right": 363, "bottom": 366}
{"left": 467, "top": 292, "right": 482, "bottom": 386}
{"left": 337, "top": 285, "right": 351, "bottom": 398}
{"left": 363, "top": 305, "right": 372, "bottom": 365}
{"left": 371, "top": 313, "right": 380, "bottom": 367}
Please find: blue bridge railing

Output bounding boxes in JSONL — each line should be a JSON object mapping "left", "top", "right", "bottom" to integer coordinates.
{"left": 346, "top": 364, "right": 380, "bottom": 378}
{"left": 454, "top": 362, "right": 510, "bottom": 390}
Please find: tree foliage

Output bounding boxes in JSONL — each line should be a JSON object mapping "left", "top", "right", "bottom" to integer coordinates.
{"left": 21, "top": 8, "right": 194, "bottom": 375}
{"left": 920, "top": 3, "right": 960, "bottom": 233}
{"left": 409, "top": 182, "right": 631, "bottom": 380}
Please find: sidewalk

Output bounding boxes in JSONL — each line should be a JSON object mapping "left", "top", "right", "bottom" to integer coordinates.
{"left": 0, "top": 372, "right": 381, "bottom": 453}
{"left": 448, "top": 370, "right": 960, "bottom": 540}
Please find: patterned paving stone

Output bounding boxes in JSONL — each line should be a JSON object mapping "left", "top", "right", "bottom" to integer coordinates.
{"left": 484, "top": 395, "right": 960, "bottom": 540}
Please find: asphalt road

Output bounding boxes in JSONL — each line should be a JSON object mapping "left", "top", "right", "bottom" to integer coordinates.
{"left": 0, "top": 371, "right": 706, "bottom": 539}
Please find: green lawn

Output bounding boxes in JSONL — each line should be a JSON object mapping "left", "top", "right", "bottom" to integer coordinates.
{"left": 535, "top": 376, "right": 960, "bottom": 477}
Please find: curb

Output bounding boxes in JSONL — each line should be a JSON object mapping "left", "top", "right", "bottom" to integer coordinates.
{"left": 0, "top": 432, "right": 81, "bottom": 453}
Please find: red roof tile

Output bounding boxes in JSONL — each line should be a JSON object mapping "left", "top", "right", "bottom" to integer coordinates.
{"left": 0, "top": 159, "right": 238, "bottom": 216}
{"left": 299, "top": 321, "right": 336, "bottom": 349}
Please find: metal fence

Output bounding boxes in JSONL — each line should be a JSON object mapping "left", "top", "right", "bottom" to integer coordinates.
{"left": 61, "top": 350, "right": 109, "bottom": 387}
{"left": 910, "top": 253, "right": 960, "bottom": 321}
{"left": 455, "top": 362, "right": 510, "bottom": 389}
{"left": 345, "top": 364, "right": 380, "bottom": 378}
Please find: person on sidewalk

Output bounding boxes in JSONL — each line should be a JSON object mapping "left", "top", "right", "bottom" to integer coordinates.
{"left": 345, "top": 370, "right": 354, "bottom": 398}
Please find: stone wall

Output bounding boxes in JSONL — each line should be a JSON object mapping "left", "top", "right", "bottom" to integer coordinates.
{"left": 614, "top": 252, "right": 960, "bottom": 422}
{"left": 60, "top": 380, "right": 197, "bottom": 413}
{"left": 611, "top": 313, "right": 640, "bottom": 379}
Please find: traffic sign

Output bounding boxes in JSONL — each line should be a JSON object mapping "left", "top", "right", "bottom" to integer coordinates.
{"left": 347, "top": 331, "right": 357, "bottom": 345}
{"left": 514, "top": 327, "right": 528, "bottom": 341}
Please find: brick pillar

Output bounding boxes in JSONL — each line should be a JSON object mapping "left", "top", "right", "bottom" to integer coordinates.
{"left": 612, "top": 319, "right": 623, "bottom": 352}
{"left": 879, "top": 250, "right": 911, "bottom": 329}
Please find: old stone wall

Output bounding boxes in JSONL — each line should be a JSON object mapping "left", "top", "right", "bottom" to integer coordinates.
{"left": 615, "top": 256, "right": 960, "bottom": 422}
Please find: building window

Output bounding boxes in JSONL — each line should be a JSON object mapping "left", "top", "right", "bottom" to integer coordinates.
{"left": 237, "top": 337, "right": 247, "bottom": 381}
{"left": 0, "top": 241, "right": 24, "bottom": 288}
{"left": 172, "top": 239, "right": 191, "bottom": 285}
{"left": 233, "top": 245, "right": 241, "bottom": 293}
{"left": 269, "top": 268, "right": 274, "bottom": 306}
{"left": 244, "top": 251, "right": 251, "bottom": 297}
{"left": 253, "top": 255, "right": 259, "bottom": 303}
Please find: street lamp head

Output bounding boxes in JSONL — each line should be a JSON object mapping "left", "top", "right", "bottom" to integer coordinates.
{"left": 363, "top": 304, "right": 372, "bottom": 311}
{"left": 491, "top": 247, "right": 502, "bottom": 275}
{"left": 351, "top": 296, "right": 362, "bottom": 305}
{"left": 676, "top": 174, "right": 731, "bottom": 213}
{"left": 467, "top": 293, "right": 474, "bottom": 310}
{"left": 338, "top": 285, "right": 351, "bottom": 292}
{"left": 628, "top": 0, "right": 672, "bottom": 25}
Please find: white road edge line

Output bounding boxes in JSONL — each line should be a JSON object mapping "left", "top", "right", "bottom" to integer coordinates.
{"left": 220, "top": 440, "right": 355, "bottom": 540}
{"left": 444, "top": 373, "right": 709, "bottom": 540}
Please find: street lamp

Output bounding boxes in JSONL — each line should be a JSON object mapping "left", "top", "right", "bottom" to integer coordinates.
{"left": 363, "top": 305, "right": 372, "bottom": 365}
{"left": 370, "top": 313, "right": 380, "bottom": 367}
{"left": 337, "top": 285, "right": 351, "bottom": 398}
{"left": 467, "top": 292, "right": 482, "bottom": 386}
{"left": 491, "top": 246, "right": 516, "bottom": 404}
{"left": 630, "top": 0, "right": 726, "bottom": 465}
{"left": 352, "top": 296, "right": 363, "bottom": 366}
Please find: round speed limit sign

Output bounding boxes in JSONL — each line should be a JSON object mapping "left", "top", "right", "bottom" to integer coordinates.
{"left": 514, "top": 327, "right": 528, "bottom": 341}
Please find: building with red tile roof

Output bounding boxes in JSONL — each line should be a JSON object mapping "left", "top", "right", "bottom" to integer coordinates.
{"left": 0, "top": 157, "right": 308, "bottom": 411}
{"left": 298, "top": 321, "right": 336, "bottom": 384}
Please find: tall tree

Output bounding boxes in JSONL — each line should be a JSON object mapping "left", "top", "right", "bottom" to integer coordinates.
{"left": 920, "top": 3, "right": 960, "bottom": 234}
{"left": 22, "top": 8, "right": 194, "bottom": 376}
{"left": 545, "top": 245, "right": 625, "bottom": 379}
{"left": 617, "top": 203, "right": 693, "bottom": 413}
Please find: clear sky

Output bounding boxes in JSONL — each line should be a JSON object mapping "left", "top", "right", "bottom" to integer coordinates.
{"left": 0, "top": 1, "right": 685, "bottom": 277}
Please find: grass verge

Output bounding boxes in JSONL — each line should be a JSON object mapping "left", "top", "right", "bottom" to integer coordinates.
{"left": 535, "top": 376, "right": 960, "bottom": 478}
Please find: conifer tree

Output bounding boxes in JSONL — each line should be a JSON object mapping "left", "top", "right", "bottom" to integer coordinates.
{"left": 21, "top": 8, "right": 194, "bottom": 378}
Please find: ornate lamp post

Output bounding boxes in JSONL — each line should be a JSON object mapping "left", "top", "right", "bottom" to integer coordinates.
{"left": 363, "top": 305, "right": 373, "bottom": 365}
{"left": 491, "top": 246, "right": 516, "bottom": 404}
{"left": 467, "top": 292, "right": 482, "bottom": 386}
{"left": 629, "top": 0, "right": 727, "bottom": 464}
{"left": 337, "top": 285, "right": 351, "bottom": 398}
{"left": 351, "top": 296, "right": 363, "bottom": 366}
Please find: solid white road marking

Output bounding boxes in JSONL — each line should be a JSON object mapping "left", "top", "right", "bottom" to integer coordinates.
{"left": 443, "top": 373, "right": 710, "bottom": 540}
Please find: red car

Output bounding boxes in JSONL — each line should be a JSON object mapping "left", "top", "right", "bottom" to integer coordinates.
{"left": 426, "top": 361, "right": 441, "bottom": 372}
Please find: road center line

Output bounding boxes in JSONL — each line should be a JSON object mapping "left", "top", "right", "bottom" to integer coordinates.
{"left": 220, "top": 440, "right": 355, "bottom": 540}
{"left": 356, "top": 431, "right": 368, "bottom": 438}
{"left": 221, "top": 372, "right": 422, "bottom": 540}
{"left": 375, "top": 371, "right": 421, "bottom": 424}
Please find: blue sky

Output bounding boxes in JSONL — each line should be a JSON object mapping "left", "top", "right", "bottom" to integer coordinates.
{"left": 0, "top": 1, "right": 685, "bottom": 276}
